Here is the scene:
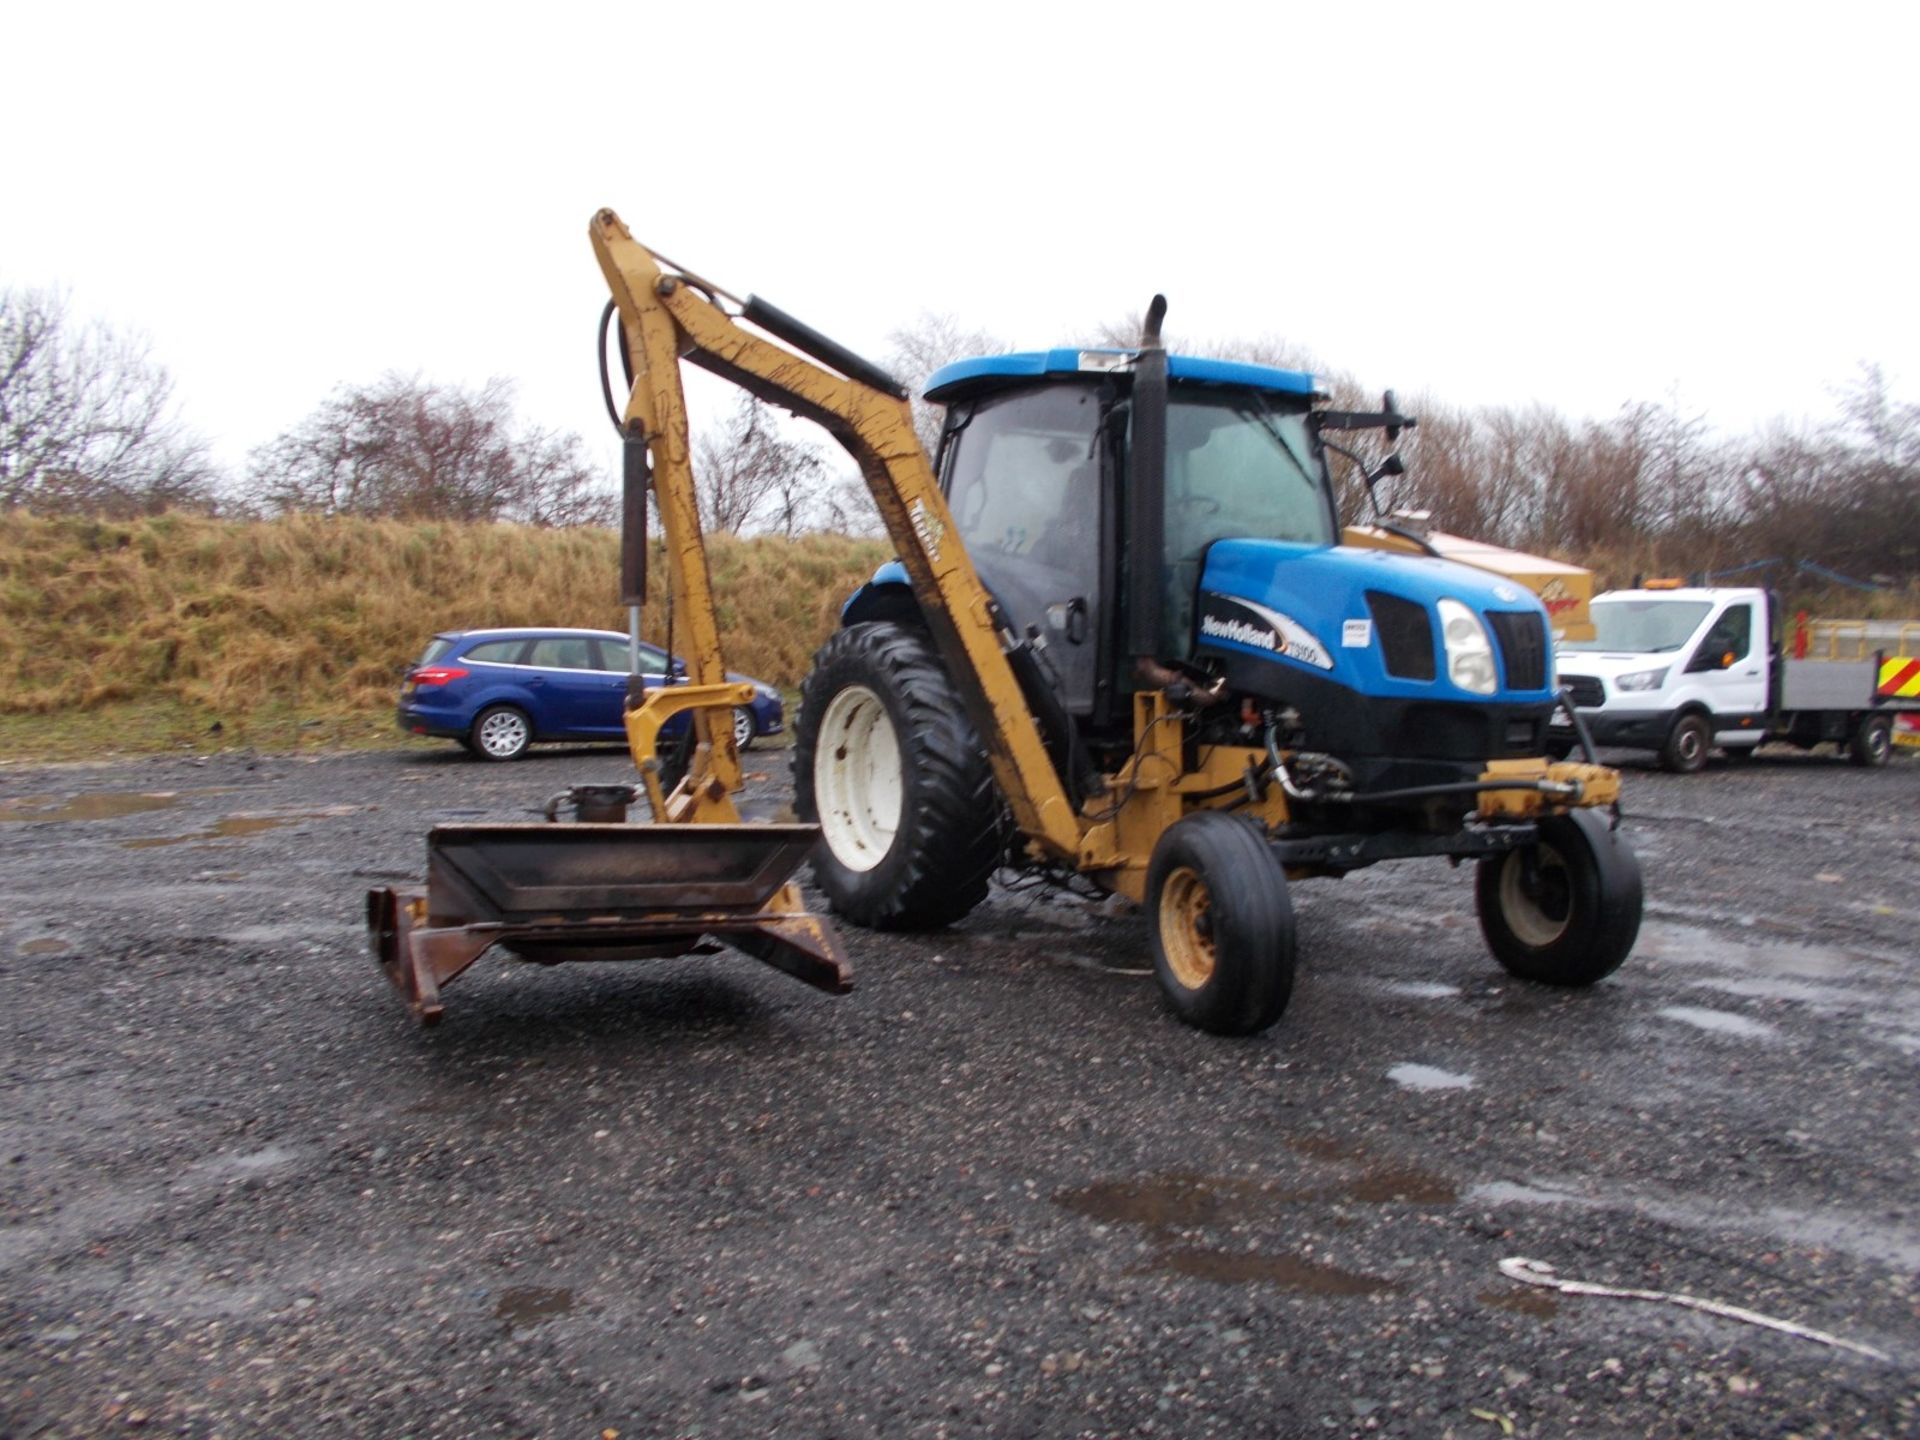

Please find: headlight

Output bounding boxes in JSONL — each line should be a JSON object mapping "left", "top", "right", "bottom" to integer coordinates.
{"left": 1614, "top": 667, "right": 1667, "bottom": 693}
{"left": 1437, "top": 598, "right": 1498, "bottom": 695}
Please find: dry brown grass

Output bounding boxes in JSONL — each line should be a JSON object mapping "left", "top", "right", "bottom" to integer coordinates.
{"left": 0, "top": 513, "right": 887, "bottom": 752}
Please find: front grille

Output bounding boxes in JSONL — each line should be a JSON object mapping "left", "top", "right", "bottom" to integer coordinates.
{"left": 1560, "top": 673, "right": 1604, "bottom": 707}
{"left": 1366, "top": 591, "right": 1436, "bottom": 680}
{"left": 1485, "top": 610, "right": 1548, "bottom": 692}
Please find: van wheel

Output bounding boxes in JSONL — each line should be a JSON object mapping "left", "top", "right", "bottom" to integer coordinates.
{"left": 1661, "top": 713, "right": 1711, "bottom": 774}
{"left": 1849, "top": 714, "right": 1893, "bottom": 768}
{"left": 1476, "top": 810, "right": 1642, "bottom": 986}
{"left": 1147, "top": 812, "right": 1295, "bottom": 1036}
{"left": 793, "top": 623, "right": 1003, "bottom": 929}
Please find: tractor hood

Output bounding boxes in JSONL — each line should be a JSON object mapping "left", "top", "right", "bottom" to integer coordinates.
{"left": 1195, "top": 539, "right": 1557, "bottom": 704}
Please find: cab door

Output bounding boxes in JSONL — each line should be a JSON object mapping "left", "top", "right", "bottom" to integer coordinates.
{"left": 1684, "top": 599, "right": 1766, "bottom": 728}
{"left": 941, "top": 384, "right": 1107, "bottom": 715}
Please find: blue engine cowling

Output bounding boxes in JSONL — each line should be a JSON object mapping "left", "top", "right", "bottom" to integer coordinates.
{"left": 841, "top": 544, "right": 1558, "bottom": 775}
{"left": 1196, "top": 539, "right": 1557, "bottom": 769}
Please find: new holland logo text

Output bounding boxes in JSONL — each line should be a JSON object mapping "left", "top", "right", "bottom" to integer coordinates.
{"left": 1197, "top": 595, "right": 1334, "bottom": 670}
{"left": 1200, "top": 614, "right": 1277, "bottom": 650}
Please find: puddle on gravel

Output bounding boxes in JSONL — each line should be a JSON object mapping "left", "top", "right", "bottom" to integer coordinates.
{"left": 1137, "top": 1246, "right": 1395, "bottom": 1294}
{"left": 1468, "top": 1180, "right": 1920, "bottom": 1270}
{"left": 1056, "top": 1162, "right": 1458, "bottom": 1232}
{"left": 1468, "top": 1181, "right": 1588, "bottom": 1208}
{"left": 1344, "top": 1166, "right": 1457, "bottom": 1204}
{"left": 1655, "top": 1006, "right": 1778, "bottom": 1040}
{"left": 1386, "top": 1063, "right": 1475, "bottom": 1091}
{"left": 0, "top": 791, "right": 182, "bottom": 823}
{"left": 1636, "top": 921, "right": 1878, "bottom": 979}
{"left": 494, "top": 1286, "right": 573, "bottom": 1334}
{"left": 123, "top": 809, "right": 354, "bottom": 849}
{"left": 1380, "top": 981, "right": 1462, "bottom": 1000}
{"left": 1480, "top": 1286, "right": 1558, "bottom": 1319}
{"left": 1688, "top": 976, "right": 1842, "bottom": 1005}
{"left": 1058, "top": 1174, "right": 1297, "bottom": 1227}
{"left": 18, "top": 937, "right": 72, "bottom": 956}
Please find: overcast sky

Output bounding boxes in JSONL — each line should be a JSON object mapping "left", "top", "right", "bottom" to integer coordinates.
{"left": 8, "top": 2, "right": 1917, "bottom": 475}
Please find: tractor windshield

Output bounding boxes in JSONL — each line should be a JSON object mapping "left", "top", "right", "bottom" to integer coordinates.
{"left": 1160, "top": 391, "right": 1334, "bottom": 657}
{"left": 1164, "top": 393, "right": 1334, "bottom": 552}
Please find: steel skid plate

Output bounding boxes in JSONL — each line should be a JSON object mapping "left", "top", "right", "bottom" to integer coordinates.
{"left": 368, "top": 822, "right": 850, "bottom": 1024}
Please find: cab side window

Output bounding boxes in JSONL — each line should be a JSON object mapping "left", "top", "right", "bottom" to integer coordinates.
{"left": 1687, "top": 604, "right": 1751, "bottom": 672}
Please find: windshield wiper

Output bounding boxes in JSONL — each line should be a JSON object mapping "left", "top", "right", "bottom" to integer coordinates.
{"left": 1241, "top": 401, "right": 1317, "bottom": 485}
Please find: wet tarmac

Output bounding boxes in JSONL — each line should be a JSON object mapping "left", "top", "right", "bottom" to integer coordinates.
{"left": 1, "top": 741, "right": 1916, "bottom": 1437}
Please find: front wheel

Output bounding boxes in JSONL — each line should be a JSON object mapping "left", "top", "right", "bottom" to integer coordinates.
{"left": 1661, "top": 712, "right": 1712, "bottom": 774}
{"left": 1849, "top": 714, "right": 1893, "bottom": 768}
{"left": 1475, "top": 809, "right": 1642, "bottom": 986}
{"left": 793, "top": 623, "right": 1003, "bottom": 930}
{"left": 1146, "top": 811, "right": 1295, "bottom": 1036}
{"left": 733, "top": 706, "right": 757, "bottom": 752}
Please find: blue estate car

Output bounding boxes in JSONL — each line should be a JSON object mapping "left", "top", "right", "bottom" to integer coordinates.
{"left": 397, "top": 627, "right": 784, "bottom": 762}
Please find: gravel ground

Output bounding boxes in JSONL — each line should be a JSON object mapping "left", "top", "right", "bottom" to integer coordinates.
{"left": 2, "top": 740, "right": 1917, "bottom": 1438}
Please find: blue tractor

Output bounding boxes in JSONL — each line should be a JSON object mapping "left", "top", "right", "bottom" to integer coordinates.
{"left": 792, "top": 303, "right": 1642, "bottom": 1035}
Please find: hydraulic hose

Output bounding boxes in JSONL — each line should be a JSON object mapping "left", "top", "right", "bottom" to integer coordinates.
{"left": 598, "top": 300, "right": 635, "bottom": 433}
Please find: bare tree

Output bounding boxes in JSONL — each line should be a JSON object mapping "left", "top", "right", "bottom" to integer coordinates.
{"left": 886, "top": 312, "right": 1007, "bottom": 456}
{"left": 0, "top": 287, "right": 217, "bottom": 515}
{"left": 691, "top": 394, "right": 837, "bottom": 537}
{"left": 244, "top": 373, "right": 613, "bottom": 525}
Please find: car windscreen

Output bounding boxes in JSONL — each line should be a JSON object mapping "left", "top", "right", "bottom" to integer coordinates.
{"left": 1563, "top": 600, "right": 1713, "bottom": 653}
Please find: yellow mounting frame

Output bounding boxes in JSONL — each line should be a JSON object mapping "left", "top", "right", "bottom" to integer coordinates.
{"left": 591, "top": 209, "right": 1081, "bottom": 855}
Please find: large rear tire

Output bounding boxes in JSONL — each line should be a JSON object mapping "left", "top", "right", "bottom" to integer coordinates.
{"left": 793, "top": 623, "right": 1003, "bottom": 930}
{"left": 1146, "top": 811, "right": 1295, "bottom": 1036}
{"left": 1475, "top": 809, "right": 1642, "bottom": 986}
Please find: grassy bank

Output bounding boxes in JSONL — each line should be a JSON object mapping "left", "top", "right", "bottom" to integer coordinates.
{"left": 0, "top": 513, "right": 888, "bottom": 760}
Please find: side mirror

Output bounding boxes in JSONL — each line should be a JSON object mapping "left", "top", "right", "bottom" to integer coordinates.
{"left": 1382, "top": 390, "right": 1403, "bottom": 445}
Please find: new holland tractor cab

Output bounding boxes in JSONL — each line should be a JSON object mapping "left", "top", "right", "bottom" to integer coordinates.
{"left": 371, "top": 213, "right": 1640, "bottom": 1037}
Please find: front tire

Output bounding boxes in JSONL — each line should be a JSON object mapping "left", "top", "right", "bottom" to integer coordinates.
{"left": 1475, "top": 809, "right": 1642, "bottom": 986}
{"left": 470, "top": 704, "right": 533, "bottom": 762}
{"left": 1146, "top": 811, "right": 1295, "bottom": 1036}
{"left": 1849, "top": 714, "right": 1893, "bottom": 768}
{"left": 1661, "top": 712, "right": 1711, "bottom": 774}
{"left": 793, "top": 623, "right": 1002, "bottom": 930}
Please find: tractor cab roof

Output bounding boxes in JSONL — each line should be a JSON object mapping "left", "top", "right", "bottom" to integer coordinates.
{"left": 924, "top": 349, "right": 1323, "bottom": 405}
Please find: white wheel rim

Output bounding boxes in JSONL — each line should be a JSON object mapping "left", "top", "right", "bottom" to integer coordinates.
{"left": 734, "top": 708, "right": 754, "bottom": 748}
{"left": 479, "top": 711, "right": 526, "bottom": 757}
{"left": 814, "top": 685, "right": 902, "bottom": 872}
{"left": 1500, "top": 843, "right": 1572, "bottom": 948}
{"left": 1677, "top": 724, "right": 1704, "bottom": 763}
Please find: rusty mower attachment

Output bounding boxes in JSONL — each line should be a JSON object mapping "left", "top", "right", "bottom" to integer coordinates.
{"left": 368, "top": 785, "right": 849, "bottom": 1025}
